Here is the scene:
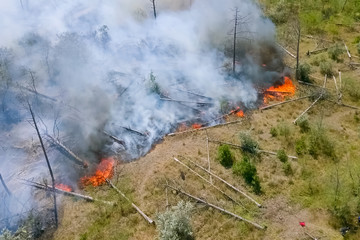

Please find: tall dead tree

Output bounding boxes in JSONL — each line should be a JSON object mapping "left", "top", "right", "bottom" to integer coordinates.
{"left": 151, "top": 0, "right": 157, "bottom": 19}
{"left": 232, "top": 7, "right": 239, "bottom": 73}
{"left": 28, "top": 102, "right": 58, "bottom": 227}
{"left": 294, "top": 18, "right": 301, "bottom": 80}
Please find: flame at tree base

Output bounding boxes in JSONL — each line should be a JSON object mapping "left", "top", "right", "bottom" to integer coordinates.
{"left": 80, "top": 157, "right": 115, "bottom": 187}
{"left": 263, "top": 76, "right": 295, "bottom": 103}
{"left": 55, "top": 183, "right": 72, "bottom": 192}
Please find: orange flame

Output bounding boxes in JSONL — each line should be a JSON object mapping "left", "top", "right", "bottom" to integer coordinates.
{"left": 192, "top": 123, "right": 202, "bottom": 129}
{"left": 236, "top": 110, "right": 244, "bottom": 117}
{"left": 263, "top": 77, "right": 295, "bottom": 103}
{"left": 81, "top": 157, "right": 115, "bottom": 187}
{"left": 55, "top": 183, "right": 72, "bottom": 192}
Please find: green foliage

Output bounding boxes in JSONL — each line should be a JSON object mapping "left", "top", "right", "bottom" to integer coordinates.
{"left": 283, "top": 162, "right": 293, "bottom": 176}
{"left": 319, "top": 61, "right": 333, "bottom": 76}
{"left": 277, "top": 149, "right": 288, "bottom": 163}
{"left": 328, "top": 45, "right": 344, "bottom": 62}
{"left": 233, "top": 156, "right": 261, "bottom": 194}
{"left": 156, "top": 201, "right": 194, "bottom": 240}
{"left": 353, "top": 36, "right": 360, "bottom": 44}
{"left": 308, "top": 123, "right": 336, "bottom": 159}
{"left": 148, "top": 71, "right": 162, "bottom": 95}
{"left": 297, "top": 115, "right": 310, "bottom": 133}
{"left": 357, "top": 43, "right": 360, "bottom": 55}
{"left": 278, "top": 121, "right": 291, "bottom": 139}
{"left": 295, "top": 137, "right": 307, "bottom": 155}
{"left": 344, "top": 77, "right": 360, "bottom": 102}
{"left": 297, "top": 63, "right": 311, "bottom": 82}
{"left": 300, "top": 11, "right": 323, "bottom": 34}
{"left": 239, "top": 133, "right": 259, "bottom": 155}
{"left": 219, "top": 98, "right": 230, "bottom": 114}
{"left": 270, "top": 127, "right": 278, "bottom": 137}
{"left": 217, "top": 145, "right": 234, "bottom": 168}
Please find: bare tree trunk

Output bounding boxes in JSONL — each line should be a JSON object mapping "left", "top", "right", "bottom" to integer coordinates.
{"left": 151, "top": 0, "right": 157, "bottom": 19}
{"left": 295, "top": 20, "right": 301, "bottom": 80}
{"left": 28, "top": 103, "right": 58, "bottom": 227}
{"left": 232, "top": 8, "right": 239, "bottom": 73}
{"left": 0, "top": 174, "right": 11, "bottom": 196}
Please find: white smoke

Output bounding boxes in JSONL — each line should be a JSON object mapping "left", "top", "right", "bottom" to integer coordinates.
{"left": 0, "top": 0, "right": 282, "bottom": 229}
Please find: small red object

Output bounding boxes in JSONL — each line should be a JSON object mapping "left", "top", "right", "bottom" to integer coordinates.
{"left": 299, "top": 222, "right": 306, "bottom": 227}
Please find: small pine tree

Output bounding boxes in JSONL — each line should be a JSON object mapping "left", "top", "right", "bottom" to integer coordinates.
{"left": 217, "top": 145, "right": 234, "bottom": 168}
{"left": 277, "top": 149, "right": 288, "bottom": 163}
{"left": 233, "top": 156, "right": 261, "bottom": 194}
{"left": 239, "top": 133, "right": 259, "bottom": 155}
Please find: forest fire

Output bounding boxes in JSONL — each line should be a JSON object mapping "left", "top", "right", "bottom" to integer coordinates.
{"left": 55, "top": 183, "right": 72, "bottom": 192}
{"left": 263, "top": 76, "right": 295, "bottom": 103}
{"left": 192, "top": 123, "right": 203, "bottom": 129}
{"left": 80, "top": 157, "right": 115, "bottom": 187}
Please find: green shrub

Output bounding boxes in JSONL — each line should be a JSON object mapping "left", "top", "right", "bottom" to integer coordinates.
{"left": 148, "top": 71, "right": 162, "bottom": 95}
{"left": 156, "top": 201, "right": 194, "bottom": 240}
{"left": 297, "top": 63, "right": 311, "bottom": 82}
{"left": 278, "top": 122, "right": 291, "bottom": 140}
{"left": 270, "top": 127, "right": 278, "bottom": 137}
{"left": 308, "top": 123, "right": 336, "bottom": 159}
{"left": 297, "top": 115, "right": 310, "bottom": 133}
{"left": 233, "top": 156, "right": 261, "bottom": 194}
{"left": 217, "top": 145, "right": 234, "bottom": 168}
{"left": 344, "top": 77, "right": 360, "bottom": 102}
{"left": 239, "top": 133, "right": 259, "bottom": 155}
{"left": 319, "top": 61, "right": 333, "bottom": 76}
{"left": 277, "top": 149, "right": 288, "bottom": 163}
{"left": 283, "top": 162, "right": 293, "bottom": 176}
{"left": 328, "top": 45, "right": 344, "bottom": 62}
{"left": 357, "top": 43, "right": 360, "bottom": 55}
{"left": 295, "top": 137, "right": 307, "bottom": 155}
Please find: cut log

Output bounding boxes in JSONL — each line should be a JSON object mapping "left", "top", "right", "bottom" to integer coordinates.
{"left": 309, "top": 47, "right": 329, "bottom": 55}
{"left": 304, "top": 35, "right": 334, "bottom": 43}
{"left": 184, "top": 157, "right": 262, "bottom": 207}
{"left": 160, "top": 98, "right": 213, "bottom": 106}
{"left": 205, "top": 133, "right": 212, "bottom": 184}
{"left": 326, "top": 100, "right": 359, "bottom": 110}
{"left": 24, "top": 180, "right": 112, "bottom": 205}
{"left": 119, "top": 126, "right": 147, "bottom": 137}
{"left": 343, "top": 41, "right": 352, "bottom": 60}
{"left": 293, "top": 75, "right": 327, "bottom": 124}
{"left": 165, "top": 184, "right": 265, "bottom": 230}
{"left": 208, "top": 140, "right": 298, "bottom": 159}
{"left": 106, "top": 179, "right": 154, "bottom": 224}
{"left": 174, "top": 88, "right": 213, "bottom": 100}
{"left": 172, "top": 158, "right": 244, "bottom": 207}
{"left": 102, "top": 131, "right": 126, "bottom": 147}
{"left": 277, "top": 43, "right": 296, "bottom": 58}
{"left": 332, "top": 76, "right": 339, "bottom": 99}
{"left": 168, "top": 120, "right": 243, "bottom": 136}
{"left": 47, "top": 135, "right": 88, "bottom": 168}
{"left": 0, "top": 174, "right": 11, "bottom": 196}
{"left": 260, "top": 95, "right": 311, "bottom": 110}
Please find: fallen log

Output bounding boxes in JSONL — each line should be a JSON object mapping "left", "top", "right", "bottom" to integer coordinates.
{"left": 160, "top": 98, "right": 213, "bottom": 106}
{"left": 304, "top": 35, "right": 334, "bottom": 43}
{"left": 208, "top": 140, "right": 298, "bottom": 159}
{"left": 47, "top": 135, "right": 88, "bottom": 168}
{"left": 349, "top": 62, "right": 360, "bottom": 66}
{"left": 106, "top": 179, "right": 154, "bottom": 224}
{"left": 165, "top": 184, "right": 265, "bottom": 230}
{"left": 167, "top": 120, "right": 243, "bottom": 136}
{"left": 24, "top": 180, "right": 112, "bottom": 205}
{"left": 184, "top": 157, "right": 262, "bottom": 207}
{"left": 326, "top": 100, "right": 360, "bottom": 110}
{"left": 308, "top": 47, "right": 328, "bottom": 55}
{"left": 260, "top": 95, "right": 311, "bottom": 110}
{"left": 174, "top": 88, "right": 213, "bottom": 100}
{"left": 119, "top": 126, "right": 147, "bottom": 137}
{"left": 277, "top": 43, "right": 296, "bottom": 59}
{"left": 172, "top": 158, "right": 244, "bottom": 207}
{"left": 205, "top": 134, "right": 212, "bottom": 184}
{"left": 0, "top": 174, "right": 11, "bottom": 196}
{"left": 343, "top": 41, "right": 352, "bottom": 60}
{"left": 293, "top": 75, "right": 327, "bottom": 124}
{"left": 102, "top": 130, "right": 126, "bottom": 147}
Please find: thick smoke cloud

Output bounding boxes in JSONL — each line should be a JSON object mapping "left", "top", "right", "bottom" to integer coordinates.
{"left": 0, "top": 0, "right": 284, "bottom": 228}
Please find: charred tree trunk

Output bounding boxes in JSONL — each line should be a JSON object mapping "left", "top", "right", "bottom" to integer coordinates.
{"left": 0, "top": 174, "right": 11, "bottom": 196}
{"left": 28, "top": 103, "right": 58, "bottom": 227}
{"left": 232, "top": 8, "right": 239, "bottom": 73}
{"left": 151, "top": 0, "right": 157, "bottom": 19}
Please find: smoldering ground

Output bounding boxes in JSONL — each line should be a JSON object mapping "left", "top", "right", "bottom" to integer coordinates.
{"left": 0, "top": 0, "right": 286, "bottom": 230}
